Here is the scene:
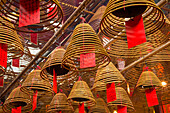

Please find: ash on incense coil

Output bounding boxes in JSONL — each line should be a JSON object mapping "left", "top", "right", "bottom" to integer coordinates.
{"left": 21, "top": 70, "right": 53, "bottom": 96}
{"left": 2, "top": 87, "right": 32, "bottom": 113}
{"left": 0, "top": 0, "right": 63, "bottom": 33}
{"left": 62, "top": 23, "right": 111, "bottom": 72}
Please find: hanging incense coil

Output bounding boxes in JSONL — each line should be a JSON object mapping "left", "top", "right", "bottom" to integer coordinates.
{"left": 136, "top": 71, "right": 162, "bottom": 91}
{"left": 0, "top": 18, "right": 24, "bottom": 58}
{"left": 89, "top": 98, "right": 111, "bottom": 113}
{"left": 47, "top": 93, "right": 73, "bottom": 113}
{"left": 95, "top": 62, "right": 125, "bottom": 85}
{"left": 0, "top": 0, "right": 63, "bottom": 33}
{"left": 41, "top": 47, "right": 76, "bottom": 81}
{"left": 108, "top": 87, "right": 134, "bottom": 112}
{"left": 21, "top": 70, "right": 53, "bottom": 96}
{"left": 68, "top": 81, "right": 96, "bottom": 106}
{"left": 100, "top": 0, "right": 165, "bottom": 39}
{"left": 2, "top": 87, "right": 32, "bottom": 113}
{"left": 62, "top": 23, "right": 111, "bottom": 72}
{"left": 92, "top": 81, "right": 106, "bottom": 91}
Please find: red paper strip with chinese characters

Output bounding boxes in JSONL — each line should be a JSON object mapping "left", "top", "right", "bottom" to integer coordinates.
{"left": 125, "top": 14, "right": 146, "bottom": 48}
{"left": 0, "top": 76, "right": 4, "bottom": 87}
{"left": 80, "top": 53, "right": 96, "bottom": 69}
{"left": 12, "top": 58, "right": 20, "bottom": 67}
{"left": 0, "top": 43, "right": 7, "bottom": 68}
{"left": 12, "top": 106, "right": 21, "bottom": 113}
{"left": 53, "top": 69, "right": 57, "bottom": 93}
{"left": 19, "top": 0, "right": 40, "bottom": 27}
{"left": 145, "top": 88, "right": 159, "bottom": 107}
{"left": 79, "top": 103, "right": 85, "bottom": 113}
{"left": 32, "top": 90, "right": 38, "bottom": 111}
{"left": 117, "top": 105, "right": 127, "bottom": 113}
{"left": 106, "top": 82, "right": 116, "bottom": 103}
{"left": 31, "top": 32, "right": 38, "bottom": 45}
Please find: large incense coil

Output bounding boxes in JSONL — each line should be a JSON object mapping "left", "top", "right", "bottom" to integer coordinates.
{"left": 95, "top": 62, "right": 125, "bottom": 85}
{"left": 107, "top": 87, "right": 134, "bottom": 112}
{"left": 136, "top": 71, "right": 162, "bottom": 91}
{"left": 62, "top": 23, "right": 111, "bottom": 72}
{"left": 92, "top": 81, "right": 106, "bottom": 91}
{"left": 89, "top": 98, "right": 111, "bottom": 113}
{"left": 100, "top": 0, "right": 165, "bottom": 39}
{"left": 21, "top": 70, "right": 53, "bottom": 96}
{"left": 2, "top": 87, "right": 32, "bottom": 113}
{"left": 68, "top": 81, "right": 96, "bottom": 106}
{"left": 47, "top": 93, "right": 73, "bottom": 113}
{"left": 0, "top": 18, "right": 24, "bottom": 58}
{"left": 0, "top": 0, "right": 63, "bottom": 33}
{"left": 41, "top": 47, "right": 75, "bottom": 81}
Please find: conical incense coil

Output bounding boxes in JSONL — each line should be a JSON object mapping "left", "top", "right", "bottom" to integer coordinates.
{"left": 107, "top": 87, "right": 134, "bottom": 112}
{"left": 41, "top": 47, "right": 75, "bottom": 81}
{"left": 62, "top": 23, "right": 111, "bottom": 72}
{"left": 68, "top": 81, "right": 96, "bottom": 106}
{"left": 0, "top": 0, "right": 63, "bottom": 33}
{"left": 92, "top": 81, "right": 106, "bottom": 91}
{"left": 95, "top": 62, "right": 125, "bottom": 85}
{"left": 21, "top": 70, "right": 53, "bottom": 96}
{"left": 0, "top": 18, "right": 24, "bottom": 58}
{"left": 136, "top": 71, "right": 162, "bottom": 91}
{"left": 100, "top": 0, "right": 165, "bottom": 39}
{"left": 47, "top": 93, "right": 73, "bottom": 113}
{"left": 89, "top": 98, "right": 111, "bottom": 113}
{"left": 2, "top": 87, "right": 32, "bottom": 113}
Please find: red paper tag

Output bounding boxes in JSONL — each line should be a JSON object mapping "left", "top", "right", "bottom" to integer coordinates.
{"left": 47, "top": 4, "right": 58, "bottom": 19}
{"left": 12, "top": 106, "right": 21, "bottom": 113}
{"left": 125, "top": 15, "right": 146, "bottom": 48}
{"left": 130, "top": 88, "right": 134, "bottom": 97}
{"left": 0, "top": 76, "right": 3, "bottom": 87}
{"left": 32, "top": 90, "right": 38, "bottom": 111}
{"left": 79, "top": 103, "right": 85, "bottom": 113}
{"left": 19, "top": 0, "right": 40, "bottom": 27}
{"left": 80, "top": 53, "right": 96, "bottom": 68}
{"left": 53, "top": 69, "right": 57, "bottom": 93}
{"left": 106, "top": 82, "right": 116, "bottom": 103}
{"left": 0, "top": 43, "right": 7, "bottom": 68}
{"left": 59, "top": 111, "right": 62, "bottom": 113}
{"left": 31, "top": 32, "right": 38, "bottom": 45}
{"left": 12, "top": 58, "right": 20, "bottom": 67}
{"left": 145, "top": 88, "right": 159, "bottom": 107}
{"left": 117, "top": 105, "right": 127, "bottom": 113}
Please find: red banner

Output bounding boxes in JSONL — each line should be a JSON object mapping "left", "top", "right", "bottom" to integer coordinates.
{"left": 32, "top": 90, "right": 38, "bottom": 111}
{"left": 12, "top": 58, "right": 20, "bottom": 67}
{"left": 19, "top": 0, "right": 40, "bottom": 27}
{"left": 0, "top": 43, "right": 7, "bottom": 68}
{"left": 125, "top": 14, "right": 146, "bottom": 48}
{"left": 0, "top": 76, "right": 3, "bottom": 87}
{"left": 80, "top": 53, "right": 96, "bottom": 69}
{"left": 145, "top": 88, "right": 159, "bottom": 107}
{"left": 79, "top": 103, "right": 84, "bottom": 113}
{"left": 106, "top": 82, "right": 116, "bottom": 103}
{"left": 117, "top": 105, "right": 127, "bottom": 113}
{"left": 53, "top": 69, "right": 57, "bottom": 93}
{"left": 12, "top": 106, "right": 21, "bottom": 113}
{"left": 31, "top": 32, "right": 38, "bottom": 45}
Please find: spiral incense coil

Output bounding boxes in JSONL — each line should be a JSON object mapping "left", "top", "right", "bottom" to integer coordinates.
{"left": 40, "top": 47, "right": 76, "bottom": 81}
{"left": 68, "top": 81, "right": 96, "bottom": 106}
{"left": 62, "top": 23, "right": 111, "bottom": 72}
{"left": 47, "top": 93, "right": 73, "bottom": 113}
{"left": 0, "top": 18, "right": 24, "bottom": 58}
{"left": 95, "top": 62, "right": 125, "bottom": 85}
{"left": 0, "top": 0, "right": 63, "bottom": 33}
{"left": 136, "top": 71, "right": 162, "bottom": 92}
{"left": 21, "top": 70, "right": 53, "bottom": 96}
{"left": 92, "top": 81, "right": 106, "bottom": 91}
{"left": 2, "top": 87, "right": 32, "bottom": 113}
{"left": 100, "top": 0, "right": 165, "bottom": 39}
{"left": 107, "top": 87, "right": 134, "bottom": 112}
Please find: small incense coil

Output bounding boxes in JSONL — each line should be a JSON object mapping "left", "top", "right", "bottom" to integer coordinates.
{"left": 68, "top": 81, "right": 96, "bottom": 106}
{"left": 136, "top": 71, "right": 162, "bottom": 92}
{"left": 40, "top": 47, "right": 76, "bottom": 81}
{"left": 62, "top": 23, "right": 111, "bottom": 72}
{"left": 107, "top": 87, "right": 134, "bottom": 112}
{"left": 0, "top": 18, "right": 24, "bottom": 58}
{"left": 95, "top": 62, "right": 125, "bottom": 85}
{"left": 47, "top": 93, "right": 73, "bottom": 113}
{"left": 21, "top": 70, "right": 53, "bottom": 96}
{"left": 2, "top": 87, "right": 32, "bottom": 113}
{"left": 89, "top": 98, "right": 111, "bottom": 113}
{"left": 100, "top": 0, "right": 165, "bottom": 39}
{"left": 0, "top": 0, "right": 63, "bottom": 33}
